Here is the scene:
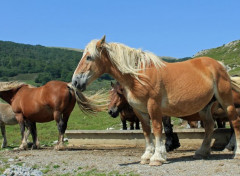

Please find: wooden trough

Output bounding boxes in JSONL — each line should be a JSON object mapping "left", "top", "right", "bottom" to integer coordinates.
{"left": 66, "top": 128, "right": 232, "bottom": 150}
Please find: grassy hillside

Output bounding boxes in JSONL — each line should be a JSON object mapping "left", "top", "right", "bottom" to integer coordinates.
{"left": 193, "top": 40, "right": 240, "bottom": 75}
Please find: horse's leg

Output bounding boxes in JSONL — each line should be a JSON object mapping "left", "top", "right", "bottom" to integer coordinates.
{"left": 133, "top": 109, "right": 154, "bottom": 164}
{"left": 215, "top": 79, "right": 240, "bottom": 158}
{"left": 225, "top": 131, "right": 236, "bottom": 151}
{"left": 148, "top": 100, "right": 166, "bottom": 166}
{"left": 135, "top": 117, "right": 140, "bottom": 130}
{"left": 163, "top": 116, "right": 173, "bottom": 152}
{"left": 1, "top": 123, "right": 7, "bottom": 148}
{"left": 26, "top": 121, "right": 40, "bottom": 149}
{"left": 54, "top": 111, "right": 68, "bottom": 150}
{"left": 122, "top": 119, "right": 127, "bottom": 130}
{"left": 130, "top": 122, "right": 134, "bottom": 130}
{"left": 194, "top": 102, "right": 216, "bottom": 159}
{"left": 163, "top": 116, "right": 180, "bottom": 152}
{"left": 19, "top": 122, "right": 28, "bottom": 149}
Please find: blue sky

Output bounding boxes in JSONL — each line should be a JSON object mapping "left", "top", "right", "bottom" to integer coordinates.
{"left": 1, "top": 0, "right": 239, "bottom": 58}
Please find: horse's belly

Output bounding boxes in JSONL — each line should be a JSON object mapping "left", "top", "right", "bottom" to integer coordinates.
{"left": 24, "top": 106, "right": 54, "bottom": 123}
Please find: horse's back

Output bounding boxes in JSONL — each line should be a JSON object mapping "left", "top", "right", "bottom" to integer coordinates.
{"left": 12, "top": 81, "right": 76, "bottom": 123}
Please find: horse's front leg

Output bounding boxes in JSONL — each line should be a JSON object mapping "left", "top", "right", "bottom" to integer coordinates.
{"left": 1, "top": 123, "right": 7, "bottom": 148}
{"left": 148, "top": 100, "right": 166, "bottom": 166}
{"left": 133, "top": 109, "right": 154, "bottom": 164}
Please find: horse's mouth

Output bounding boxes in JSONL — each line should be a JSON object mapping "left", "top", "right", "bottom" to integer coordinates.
{"left": 111, "top": 112, "right": 119, "bottom": 118}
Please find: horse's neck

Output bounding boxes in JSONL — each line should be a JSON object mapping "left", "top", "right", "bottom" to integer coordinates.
{"left": 108, "top": 65, "right": 133, "bottom": 89}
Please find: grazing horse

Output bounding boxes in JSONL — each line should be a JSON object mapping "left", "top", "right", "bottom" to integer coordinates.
{"left": 0, "top": 80, "right": 98, "bottom": 150}
{"left": 72, "top": 36, "right": 240, "bottom": 166}
{"left": 108, "top": 81, "right": 180, "bottom": 151}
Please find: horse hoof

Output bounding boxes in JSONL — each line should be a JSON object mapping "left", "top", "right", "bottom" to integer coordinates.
{"left": 140, "top": 159, "right": 150, "bottom": 165}
{"left": 149, "top": 160, "right": 163, "bottom": 166}
{"left": 54, "top": 145, "right": 65, "bottom": 151}
{"left": 233, "top": 154, "right": 240, "bottom": 159}
{"left": 193, "top": 153, "right": 209, "bottom": 159}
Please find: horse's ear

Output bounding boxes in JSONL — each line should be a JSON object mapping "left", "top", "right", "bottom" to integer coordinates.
{"left": 96, "top": 35, "right": 106, "bottom": 48}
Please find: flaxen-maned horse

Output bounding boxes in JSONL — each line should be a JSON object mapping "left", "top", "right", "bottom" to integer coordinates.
{"left": 108, "top": 81, "right": 180, "bottom": 152}
{"left": 0, "top": 80, "right": 100, "bottom": 150}
{"left": 72, "top": 36, "right": 240, "bottom": 166}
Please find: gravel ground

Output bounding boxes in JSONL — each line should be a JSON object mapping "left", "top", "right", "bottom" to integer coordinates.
{"left": 1, "top": 145, "right": 240, "bottom": 176}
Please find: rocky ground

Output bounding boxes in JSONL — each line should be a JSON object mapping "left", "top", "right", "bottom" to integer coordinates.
{"left": 1, "top": 145, "right": 240, "bottom": 176}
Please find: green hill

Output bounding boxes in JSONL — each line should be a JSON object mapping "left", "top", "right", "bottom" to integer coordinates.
{"left": 193, "top": 40, "right": 240, "bottom": 75}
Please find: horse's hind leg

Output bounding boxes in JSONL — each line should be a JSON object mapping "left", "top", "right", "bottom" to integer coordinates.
{"left": 215, "top": 77, "right": 240, "bottom": 158}
{"left": 54, "top": 111, "right": 68, "bottom": 150}
{"left": 26, "top": 121, "right": 40, "bottom": 149}
{"left": 194, "top": 102, "right": 216, "bottom": 159}
{"left": 1, "top": 124, "right": 7, "bottom": 148}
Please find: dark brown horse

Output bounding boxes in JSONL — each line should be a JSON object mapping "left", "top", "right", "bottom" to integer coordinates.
{"left": 0, "top": 80, "right": 98, "bottom": 150}
{"left": 108, "top": 82, "right": 140, "bottom": 130}
{"left": 108, "top": 81, "right": 180, "bottom": 152}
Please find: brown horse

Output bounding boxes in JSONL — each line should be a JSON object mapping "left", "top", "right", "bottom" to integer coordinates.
{"left": 108, "top": 81, "right": 180, "bottom": 151}
{"left": 0, "top": 80, "right": 98, "bottom": 150}
{"left": 108, "top": 81, "right": 140, "bottom": 130}
{"left": 72, "top": 36, "right": 240, "bottom": 166}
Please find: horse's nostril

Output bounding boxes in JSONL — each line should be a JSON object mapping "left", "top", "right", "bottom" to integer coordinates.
{"left": 108, "top": 110, "right": 112, "bottom": 115}
{"left": 74, "top": 81, "right": 77, "bottom": 87}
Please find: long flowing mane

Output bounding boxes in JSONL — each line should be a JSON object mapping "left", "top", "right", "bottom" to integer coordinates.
{"left": 231, "top": 76, "right": 240, "bottom": 93}
{"left": 85, "top": 40, "right": 165, "bottom": 79}
{"left": 0, "top": 81, "right": 27, "bottom": 91}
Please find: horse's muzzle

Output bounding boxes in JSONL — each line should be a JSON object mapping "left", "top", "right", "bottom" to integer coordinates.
{"left": 72, "top": 74, "right": 87, "bottom": 91}
{"left": 108, "top": 109, "right": 119, "bottom": 118}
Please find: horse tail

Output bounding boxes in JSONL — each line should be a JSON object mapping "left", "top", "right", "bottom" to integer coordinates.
{"left": 231, "top": 76, "right": 240, "bottom": 93}
{"left": 67, "top": 83, "right": 108, "bottom": 114}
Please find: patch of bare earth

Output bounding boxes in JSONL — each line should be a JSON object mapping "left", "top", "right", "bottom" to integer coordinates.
{"left": 1, "top": 145, "right": 240, "bottom": 176}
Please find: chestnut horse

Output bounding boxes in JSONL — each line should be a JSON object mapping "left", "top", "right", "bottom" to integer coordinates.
{"left": 0, "top": 80, "right": 98, "bottom": 150}
{"left": 108, "top": 81, "right": 180, "bottom": 152}
{"left": 72, "top": 36, "right": 240, "bottom": 166}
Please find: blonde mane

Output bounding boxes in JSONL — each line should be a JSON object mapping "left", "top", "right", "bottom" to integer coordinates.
{"left": 85, "top": 40, "right": 165, "bottom": 79}
{"left": 231, "top": 76, "right": 240, "bottom": 93}
{"left": 0, "top": 81, "right": 29, "bottom": 91}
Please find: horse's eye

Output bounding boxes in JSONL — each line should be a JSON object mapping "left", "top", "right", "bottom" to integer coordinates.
{"left": 86, "top": 56, "right": 92, "bottom": 61}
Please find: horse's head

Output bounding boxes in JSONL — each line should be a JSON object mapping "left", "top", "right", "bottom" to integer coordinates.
{"left": 72, "top": 35, "right": 109, "bottom": 91}
{"left": 108, "top": 82, "right": 126, "bottom": 118}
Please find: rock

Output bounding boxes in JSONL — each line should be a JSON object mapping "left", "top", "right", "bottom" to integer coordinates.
{"left": 3, "top": 165, "right": 43, "bottom": 176}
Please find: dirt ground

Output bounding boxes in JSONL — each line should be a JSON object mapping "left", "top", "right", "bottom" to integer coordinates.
{"left": 1, "top": 144, "right": 240, "bottom": 176}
